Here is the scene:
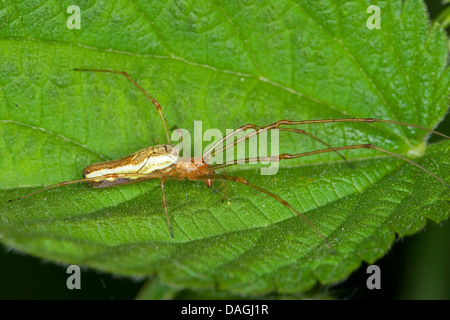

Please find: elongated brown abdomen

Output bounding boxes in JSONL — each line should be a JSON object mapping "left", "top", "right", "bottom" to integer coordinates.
{"left": 83, "top": 144, "right": 179, "bottom": 187}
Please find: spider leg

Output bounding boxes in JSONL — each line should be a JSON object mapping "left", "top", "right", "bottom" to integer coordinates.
{"left": 204, "top": 126, "right": 352, "bottom": 168}
{"left": 74, "top": 68, "right": 171, "bottom": 143}
{"left": 213, "top": 180, "right": 228, "bottom": 203}
{"left": 206, "top": 144, "right": 449, "bottom": 188}
{"left": 160, "top": 177, "right": 174, "bottom": 238}
{"left": 192, "top": 173, "right": 335, "bottom": 253}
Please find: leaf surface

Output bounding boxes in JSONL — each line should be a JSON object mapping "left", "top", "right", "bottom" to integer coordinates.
{"left": 0, "top": 0, "right": 449, "bottom": 294}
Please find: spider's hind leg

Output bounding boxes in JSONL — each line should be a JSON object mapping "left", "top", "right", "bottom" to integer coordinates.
{"left": 213, "top": 181, "right": 228, "bottom": 203}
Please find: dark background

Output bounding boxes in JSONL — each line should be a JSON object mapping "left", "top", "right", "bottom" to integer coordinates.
{"left": 1, "top": 0, "right": 449, "bottom": 300}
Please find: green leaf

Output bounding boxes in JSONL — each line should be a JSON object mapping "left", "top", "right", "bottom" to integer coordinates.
{"left": 435, "top": 6, "right": 450, "bottom": 30}
{"left": 0, "top": 0, "right": 449, "bottom": 295}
